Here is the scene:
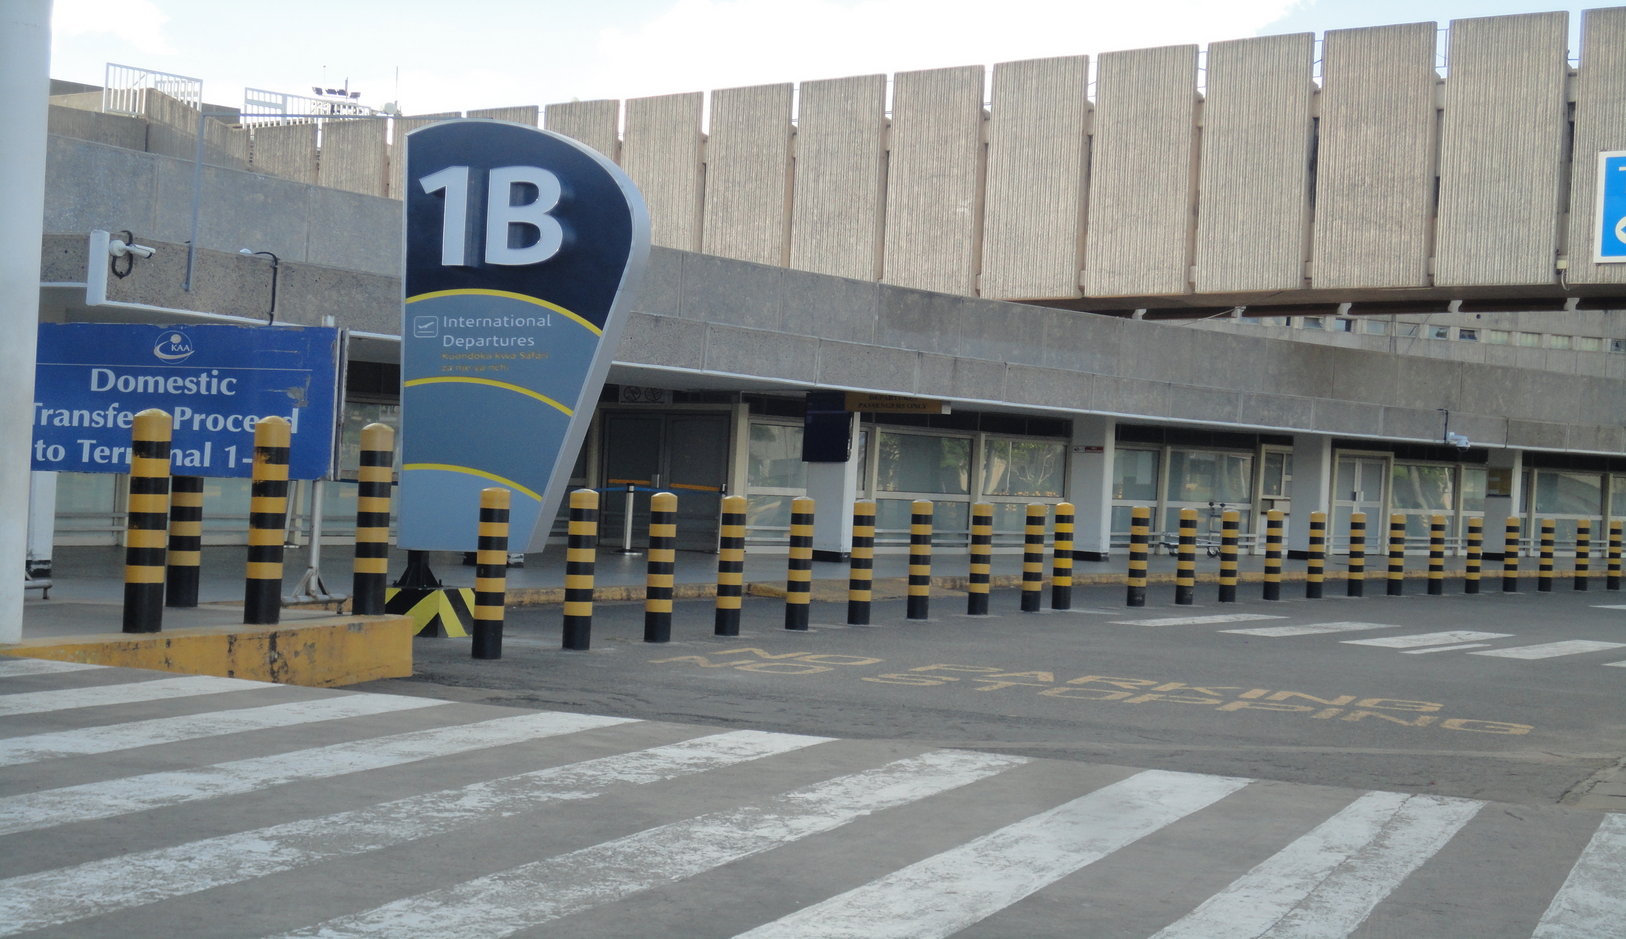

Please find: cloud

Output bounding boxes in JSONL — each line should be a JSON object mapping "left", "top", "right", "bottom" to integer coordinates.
{"left": 52, "top": 0, "right": 178, "bottom": 56}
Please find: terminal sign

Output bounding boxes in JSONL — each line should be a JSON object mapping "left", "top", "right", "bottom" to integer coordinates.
{"left": 1595, "top": 151, "right": 1626, "bottom": 263}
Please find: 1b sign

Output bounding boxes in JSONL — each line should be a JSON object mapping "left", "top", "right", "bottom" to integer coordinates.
{"left": 1595, "top": 151, "right": 1626, "bottom": 263}
{"left": 32, "top": 323, "right": 340, "bottom": 479}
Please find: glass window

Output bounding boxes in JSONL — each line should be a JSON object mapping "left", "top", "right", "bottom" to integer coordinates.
{"left": 1362, "top": 319, "right": 1387, "bottom": 335}
{"left": 1167, "top": 450, "right": 1252, "bottom": 505}
{"left": 1429, "top": 325, "right": 1451, "bottom": 340}
{"left": 1549, "top": 335, "right": 1572, "bottom": 349}
{"left": 1612, "top": 476, "right": 1626, "bottom": 517}
{"left": 337, "top": 401, "right": 401, "bottom": 481}
{"left": 876, "top": 498, "right": 970, "bottom": 542}
{"left": 1333, "top": 318, "right": 1354, "bottom": 332}
{"left": 1612, "top": 339, "right": 1626, "bottom": 354}
{"left": 1461, "top": 467, "right": 1487, "bottom": 515}
{"left": 1391, "top": 464, "right": 1454, "bottom": 511}
{"left": 1486, "top": 329, "right": 1510, "bottom": 344}
{"left": 1533, "top": 471, "right": 1601, "bottom": 516}
{"left": 1301, "top": 316, "right": 1324, "bottom": 329}
{"left": 1396, "top": 322, "right": 1420, "bottom": 338}
{"left": 1515, "top": 332, "right": 1543, "bottom": 347}
{"left": 1112, "top": 449, "right": 1159, "bottom": 502}
{"left": 875, "top": 432, "right": 969, "bottom": 494}
{"left": 748, "top": 423, "right": 805, "bottom": 490}
{"left": 203, "top": 478, "right": 253, "bottom": 533}
{"left": 1237, "top": 316, "right": 1260, "bottom": 325}
{"left": 982, "top": 439, "right": 1065, "bottom": 498}
{"left": 1261, "top": 451, "right": 1293, "bottom": 498}
{"left": 1458, "top": 328, "right": 1478, "bottom": 341}
{"left": 1578, "top": 336, "right": 1603, "bottom": 352}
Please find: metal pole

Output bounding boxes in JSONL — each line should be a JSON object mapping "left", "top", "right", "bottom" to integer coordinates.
{"left": 907, "top": 500, "right": 933, "bottom": 620}
{"left": 562, "top": 488, "right": 599, "bottom": 650}
{"left": 244, "top": 416, "right": 291, "bottom": 625}
{"left": 1020, "top": 503, "right": 1045, "bottom": 612}
{"left": 185, "top": 109, "right": 206, "bottom": 291}
{"left": 849, "top": 501, "right": 876, "bottom": 624}
{"left": 288, "top": 478, "right": 335, "bottom": 602}
{"left": 123, "top": 409, "right": 172, "bottom": 633}
{"left": 1348, "top": 512, "right": 1366, "bottom": 598}
{"left": 471, "top": 487, "right": 510, "bottom": 660}
{"left": 615, "top": 483, "right": 641, "bottom": 555}
{"left": 786, "top": 497, "right": 815, "bottom": 630}
{"left": 644, "top": 491, "right": 676, "bottom": 642}
{"left": 1175, "top": 508, "right": 1196, "bottom": 605}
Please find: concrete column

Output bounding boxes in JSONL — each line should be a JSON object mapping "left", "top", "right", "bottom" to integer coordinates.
{"left": 26, "top": 471, "right": 55, "bottom": 578}
{"left": 1287, "top": 433, "right": 1333, "bottom": 557}
{"left": 808, "top": 413, "right": 858, "bottom": 561}
{"left": 1068, "top": 414, "right": 1115, "bottom": 561}
{"left": 0, "top": 1, "right": 51, "bottom": 643}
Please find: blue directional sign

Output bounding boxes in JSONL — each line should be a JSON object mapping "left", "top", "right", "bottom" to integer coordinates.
{"left": 1595, "top": 151, "right": 1626, "bottom": 263}
{"left": 31, "top": 323, "right": 340, "bottom": 479}
{"left": 400, "top": 119, "right": 650, "bottom": 552}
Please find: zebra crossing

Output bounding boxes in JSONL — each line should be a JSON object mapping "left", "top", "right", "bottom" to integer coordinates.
{"left": 0, "top": 661, "right": 1621, "bottom": 938}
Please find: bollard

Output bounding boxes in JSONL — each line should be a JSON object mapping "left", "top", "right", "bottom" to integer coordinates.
{"left": 1611, "top": 520, "right": 1622, "bottom": 591}
{"left": 1021, "top": 503, "right": 1045, "bottom": 613}
{"left": 786, "top": 497, "right": 815, "bottom": 630}
{"left": 968, "top": 502, "right": 993, "bottom": 615}
{"left": 1575, "top": 519, "right": 1591, "bottom": 591}
{"left": 1306, "top": 512, "right": 1325, "bottom": 599}
{"left": 1052, "top": 502, "right": 1074, "bottom": 611}
{"left": 1126, "top": 506, "right": 1149, "bottom": 607}
{"left": 1175, "top": 508, "right": 1197, "bottom": 605}
{"left": 562, "top": 488, "right": 598, "bottom": 650}
{"left": 123, "top": 409, "right": 172, "bottom": 633}
{"left": 907, "top": 500, "right": 933, "bottom": 620}
{"left": 1465, "top": 517, "right": 1482, "bottom": 595}
{"left": 1428, "top": 515, "right": 1445, "bottom": 596}
{"left": 1387, "top": 514, "right": 1405, "bottom": 597}
{"left": 1218, "top": 511, "right": 1239, "bottom": 602}
{"left": 1504, "top": 517, "right": 1521, "bottom": 593}
{"left": 244, "top": 416, "right": 291, "bottom": 626}
{"left": 164, "top": 475, "right": 203, "bottom": 609}
{"left": 1348, "top": 512, "right": 1366, "bottom": 598}
{"left": 848, "top": 501, "right": 875, "bottom": 625}
{"left": 644, "top": 492, "right": 677, "bottom": 642}
{"left": 1263, "top": 510, "right": 1283, "bottom": 601}
{"left": 715, "top": 495, "right": 746, "bottom": 636}
{"left": 1539, "top": 518, "right": 1555, "bottom": 592}
{"left": 351, "top": 423, "right": 394, "bottom": 617}
{"left": 471, "top": 487, "right": 510, "bottom": 660}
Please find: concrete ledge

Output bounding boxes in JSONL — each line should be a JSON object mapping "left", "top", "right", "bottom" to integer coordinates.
{"left": 0, "top": 614, "right": 413, "bottom": 687}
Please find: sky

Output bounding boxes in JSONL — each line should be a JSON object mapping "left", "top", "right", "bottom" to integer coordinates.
{"left": 48, "top": 0, "right": 1598, "bottom": 119}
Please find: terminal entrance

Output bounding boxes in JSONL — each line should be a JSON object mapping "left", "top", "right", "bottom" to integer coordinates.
{"left": 1333, "top": 456, "right": 1389, "bottom": 552}
{"left": 600, "top": 412, "right": 729, "bottom": 551}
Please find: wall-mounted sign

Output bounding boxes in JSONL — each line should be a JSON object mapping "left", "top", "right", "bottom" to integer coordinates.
{"left": 31, "top": 323, "right": 339, "bottom": 478}
{"left": 400, "top": 119, "right": 650, "bottom": 552}
{"left": 843, "top": 392, "right": 952, "bottom": 415}
{"left": 618, "top": 385, "right": 670, "bottom": 405}
{"left": 1594, "top": 151, "right": 1626, "bottom": 263}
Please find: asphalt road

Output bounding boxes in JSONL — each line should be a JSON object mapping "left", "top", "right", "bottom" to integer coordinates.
{"left": 365, "top": 582, "right": 1626, "bottom": 808}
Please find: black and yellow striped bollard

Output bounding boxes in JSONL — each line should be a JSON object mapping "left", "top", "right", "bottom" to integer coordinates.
{"left": 1126, "top": 506, "right": 1149, "bottom": 607}
{"left": 968, "top": 502, "right": 993, "bottom": 615}
{"left": 848, "top": 501, "right": 876, "bottom": 625}
{"left": 164, "top": 475, "right": 203, "bottom": 609}
{"left": 644, "top": 491, "right": 677, "bottom": 642}
{"left": 1021, "top": 503, "right": 1046, "bottom": 613}
{"left": 1538, "top": 518, "right": 1555, "bottom": 592}
{"left": 471, "top": 487, "right": 509, "bottom": 660}
{"left": 1263, "top": 510, "right": 1283, "bottom": 601}
{"left": 1175, "top": 508, "right": 1197, "bottom": 605}
{"left": 1306, "top": 511, "right": 1325, "bottom": 599}
{"left": 1465, "top": 517, "right": 1481, "bottom": 595}
{"left": 1504, "top": 517, "right": 1521, "bottom": 593}
{"left": 244, "top": 415, "right": 290, "bottom": 626}
{"left": 1427, "top": 514, "right": 1445, "bottom": 596}
{"left": 1610, "top": 520, "right": 1622, "bottom": 591}
{"left": 1387, "top": 514, "right": 1406, "bottom": 597}
{"left": 714, "top": 494, "right": 746, "bottom": 636}
{"left": 1218, "top": 510, "right": 1239, "bottom": 603}
{"left": 1052, "top": 502, "right": 1074, "bottom": 611}
{"left": 562, "top": 488, "right": 598, "bottom": 650}
{"left": 907, "top": 500, "right": 933, "bottom": 620}
{"left": 1348, "top": 512, "right": 1366, "bottom": 598}
{"left": 786, "top": 497, "right": 815, "bottom": 630}
{"left": 123, "top": 409, "right": 172, "bottom": 633}
{"left": 1575, "top": 519, "right": 1591, "bottom": 591}
{"left": 351, "top": 423, "right": 394, "bottom": 616}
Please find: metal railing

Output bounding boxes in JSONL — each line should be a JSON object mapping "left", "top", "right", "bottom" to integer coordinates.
{"left": 241, "top": 87, "right": 379, "bottom": 126}
{"left": 103, "top": 63, "right": 202, "bottom": 116}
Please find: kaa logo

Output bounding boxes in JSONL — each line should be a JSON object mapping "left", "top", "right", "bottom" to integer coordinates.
{"left": 153, "top": 331, "right": 195, "bottom": 363}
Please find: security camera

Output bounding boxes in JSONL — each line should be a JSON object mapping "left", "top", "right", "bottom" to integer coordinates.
{"left": 1446, "top": 433, "right": 1470, "bottom": 450}
{"left": 108, "top": 239, "right": 154, "bottom": 259}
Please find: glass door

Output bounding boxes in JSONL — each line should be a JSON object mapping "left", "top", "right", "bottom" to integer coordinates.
{"left": 1333, "top": 457, "right": 1388, "bottom": 553}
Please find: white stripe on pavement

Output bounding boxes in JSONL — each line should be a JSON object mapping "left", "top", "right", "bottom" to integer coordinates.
{"left": 0, "top": 659, "right": 104, "bottom": 678}
{"left": 1400, "top": 643, "right": 1493, "bottom": 654}
{"left": 1605, "top": 661, "right": 1626, "bottom": 668}
{"left": 0, "top": 693, "right": 450, "bottom": 766}
{"left": 1469, "top": 640, "right": 1626, "bottom": 660}
{"left": 732, "top": 769, "right": 1250, "bottom": 939}
{"left": 0, "top": 674, "right": 275, "bottom": 716}
{"left": 1149, "top": 791, "right": 1482, "bottom": 939}
{"left": 265, "top": 749, "right": 1027, "bottom": 939}
{"left": 1342, "top": 631, "right": 1513, "bottom": 649}
{"left": 0, "top": 729, "right": 827, "bottom": 937}
{"left": 1532, "top": 813, "right": 1626, "bottom": 939}
{"left": 1221, "top": 622, "right": 1400, "bottom": 638}
{"left": 1590, "top": 605, "right": 1626, "bottom": 610}
{"left": 1113, "top": 614, "right": 1286, "bottom": 627}
{"left": 0, "top": 710, "right": 632, "bottom": 836}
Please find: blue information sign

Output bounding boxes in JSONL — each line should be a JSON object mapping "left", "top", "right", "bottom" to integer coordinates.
{"left": 400, "top": 119, "right": 649, "bottom": 552}
{"left": 1595, "top": 151, "right": 1626, "bottom": 263}
{"left": 31, "top": 323, "right": 340, "bottom": 479}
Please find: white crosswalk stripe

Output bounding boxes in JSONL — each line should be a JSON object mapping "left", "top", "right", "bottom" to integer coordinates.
{"left": 1471, "top": 640, "right": 1626, "bottom": 660}
{"left": 0, "top": 673, "right": 277, "bottom": 716}
{"left": 1533, "top": 813, "right": 1626, "bottom": 939}
{"left": 0, "top": 658, "right": 105, "bottom": 677}
{"left": 1221, "top": 621, "right": 1401, "bottom": 637}
{"left": 1342, "top": 630, "right": 1513, "bottom": 649}
{"left": 1114, "top": 614, "right": 1286, "bottom": 627}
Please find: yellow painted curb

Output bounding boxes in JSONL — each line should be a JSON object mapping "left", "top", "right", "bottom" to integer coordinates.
{"left": 0, "top": 614, "right": 414, "bottom": 688}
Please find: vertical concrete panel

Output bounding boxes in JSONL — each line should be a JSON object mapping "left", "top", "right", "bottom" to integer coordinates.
{"left": 249, "top": 123, "right": 318, "bottom": 185}
{"left": 980, "top": 55, "right": 1089, "bottom": 301}
{"left": 1194, "top": 33, "right": 1315, "bottom": 294}
{"left": 789, "top": 74, "right": 887, "bottom": 280}
{"left": 142, "top": 91, "right": 246, "bottom": 170}
{"left": 466, "top": 105, "right": 539, "bottom": 126}
{"left": 320, "top": 118, "right": 389, "bottom": 198}
{"left": 386, "top": 113, "right": 458, "bottom": 200}
{"left": 543, "top": 99, "right": 621, "bottom": 160}
{"left": 1434, "top": 12, "right": 1568, "bottom": 287}
{"left": 701, "top": 83, "right": 794, "bottom": 266}
{"left": 882, "top": 65, "right": 985, "bottom": 296}
{"left": 1566, "top": 7, "right": 1626, "bottom": 285}
{"left": 1083, "top": 45, "right": 1198, "bottom": 298}
{"left": 1312, "top": 22, "right": 1437, "bottom": 289}
{"left": 623, "top": 92, "right": 705, "bottom": 251}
